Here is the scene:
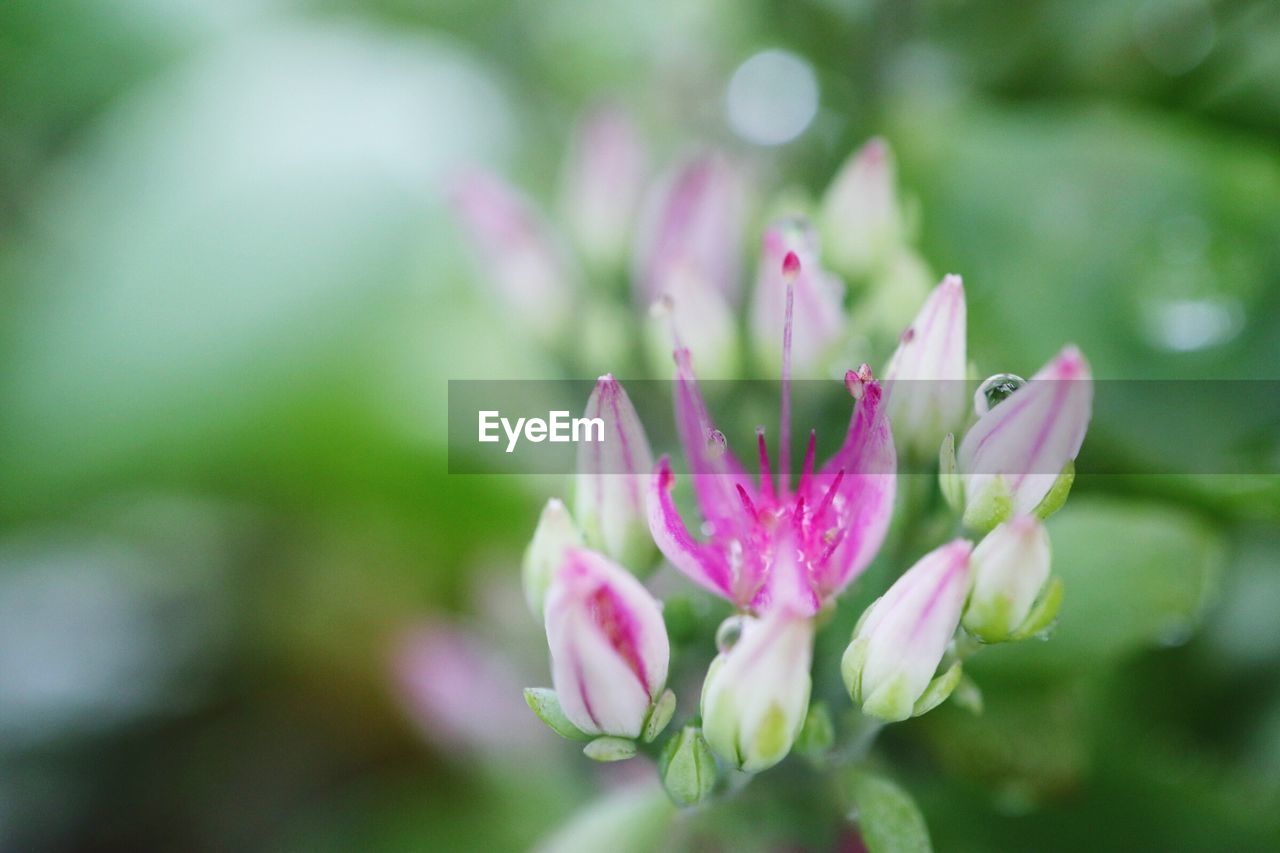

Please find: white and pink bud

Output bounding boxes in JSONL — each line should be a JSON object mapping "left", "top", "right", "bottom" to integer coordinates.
{"left": 700, "top": 608, "right": 814, "bottom": 773}
{"left": 750, "top": 218, "right": 845, "bottom": 375}
{"left": 842, "top": 539, "right": 973, "bottom": 722}
{"left": 575, "top": 375, "right": 657, "bottom": 571}
{"left": 633, "top": 152, "right": 747, "bottom": 307}
{"left": 522, "top": 498, "right": 583, "bottom": 615}
{"left": 544, "top": 549, "right": 670, "bottom": 739}
{"left": 558, "top": 105, "right": 648, "bottom": 270}
{"left": 451, "top": 170, "right": 578, "bottom": 341}
{"left": 819, "top": 138, "right": 905, "bottom": 280}
{"left": 884, "top": 274, "right": 968, "bottom": 458}
{"left": 957, "top": 346, "right": 1093, "bottom": 531}
{"left": 963, "top": 517, "right": 1053, "bottom": 643}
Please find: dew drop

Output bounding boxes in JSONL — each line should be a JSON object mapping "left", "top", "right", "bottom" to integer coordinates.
{"left": 706, "top": 428, "right": 727, "bottom": 458}
{"left": 974, "top": 373, "right": 1026, "bottom": 417}
{"left": 715, "top": 615, "right": 747, "bottom": 654}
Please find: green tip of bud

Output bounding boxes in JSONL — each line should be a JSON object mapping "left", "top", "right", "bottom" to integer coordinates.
{"left": 658, "top": 726, "right": 718, "bottom": 807}
{"left": 939, "top": 433, "right": 963, "bottom": 512}
{"left": 583, "top": 736, "right": 638, "bottom": 762}
{"left": 643, "top": 689, "right": 677, "bottom": 743}
{"left": 1011, "top": 576, "right": 1065, "bottom": 640}
{"left": 1033, "top": 460, "right": 1076, "bottom": 520}
{"left": 841, "top": 637, "right": 870, "bottom": 704}
{"left": 962, "top": 475, "right": 1013, "bottom": 533}
{"left": 524, "top": 687, "right": 591, "bottom": 741}
{"left": 795, "top": 702, "right": 836, "bottom": 763}
{"left": 911, "top": 660, "right": 963, "bottom": 717}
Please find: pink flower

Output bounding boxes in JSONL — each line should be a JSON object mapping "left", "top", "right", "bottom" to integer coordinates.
{"left": 648, "top": 253, "right": 896, "bottom": 616}
{"left": 544, "top": 548, "right": 670, "bottom": 739}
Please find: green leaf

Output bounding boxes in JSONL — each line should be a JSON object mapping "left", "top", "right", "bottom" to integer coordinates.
{"left": 846, "top": 769, "right": 933, "bottom": 853}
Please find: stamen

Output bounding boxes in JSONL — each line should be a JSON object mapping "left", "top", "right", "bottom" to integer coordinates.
{"left": 735, "top": 484, "right": 758, "bottom": 520}
{"left": 792, "top": 495, "right": 806, "bottom": 529}
{"left": 797, "top": 430, "right": 817, "bottom": 496}
{"left": 756, "top": 427, "right": 775, "bottom": 499}
{"left": 779, "top": 253, "right": 797, "bottom": 495}
{"left": 814, "top": 468, "right": 846, "bottom": 524}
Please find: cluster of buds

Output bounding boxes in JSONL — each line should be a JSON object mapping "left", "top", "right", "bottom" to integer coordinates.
{"left": 843, "top": 273, "right": 1091, "bottom": 721}
{"left": 502, "top": 134, "right": 1092, "bottom": 811}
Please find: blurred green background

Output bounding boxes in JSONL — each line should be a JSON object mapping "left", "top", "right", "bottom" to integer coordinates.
{"left": 1, "top": 0, "right": 1279, "bottom": 850}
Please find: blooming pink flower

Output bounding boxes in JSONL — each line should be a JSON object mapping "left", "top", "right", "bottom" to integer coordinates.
{"left": 544, "top": 548, "right": 670, "bottom": 739}
{"left": 648, "top": 254, "right": 897, "bottom": 616}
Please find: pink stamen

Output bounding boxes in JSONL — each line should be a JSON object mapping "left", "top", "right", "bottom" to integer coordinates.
{"left": 779, "top": 256, "right": 796, "bottom": 495}
{"left": 756, "top": 428, "right": 775, "bottom": 499}
{"left": 814, "top": 468, "right": 846, "bottom": 525}
{"left": 792, "top": 495, "right": 806, "bottom": 528}
{"left": 782, "top": 250, "right": 801, "bottom": 280}
{"left": 735, "top": 483, "right": 759, "bottom": 519}
{"left": 797, "top": 429, "right": 817, "bottom": 496}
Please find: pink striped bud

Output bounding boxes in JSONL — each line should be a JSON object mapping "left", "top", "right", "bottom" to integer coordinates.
{"left": 544, "top": 549, "right": 670, "bottom": 739}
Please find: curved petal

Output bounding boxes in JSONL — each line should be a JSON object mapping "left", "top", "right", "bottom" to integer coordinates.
{"left": 647, "top": 456, "right": 734, "bottom": 601}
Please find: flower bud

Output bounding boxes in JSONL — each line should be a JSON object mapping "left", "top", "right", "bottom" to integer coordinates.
{"left": 559, "top": 105, "right": 648, "bottom": 270}
{"left": 842, "top": 540, "right": 972, "bottom": 722}
{"left": 963, "top": 517, "right": 1052, "bottom": 643}
{"left": 544, "top": 548, "right": 670, "bottom": 740}
{"left": 575, "top": 375, "right": 658, "bottom": 571}
{"left": 633, "top": 152, "right": 747, "bottom": 307}
{"left": 523, "top": 499, "right": 583, "bottom": 615}
{"left": 820, "top": 138, "right": 905, "bottom": 280}
{"left": 658, "top": 726, "right": 718, "bottom": 807}
{"left": 749, "top": 218, "right": 845, "bottom": 376}
{"left": 958, "top": 346, "right": 1092, "bottom": 531}
{"left": 645, "top": 265, "right": 739, "bottom": 379}
{"left": 700, "top": 609, "right": 813, "bottom": 773}
{"left": 884, "top": 274, "right": 968, "bottom": 458}
{"left": 450, "top": 170, "right": 578, "bottom": 342}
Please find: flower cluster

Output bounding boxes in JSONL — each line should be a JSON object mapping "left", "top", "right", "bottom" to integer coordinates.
{"left": 477, "top": 125, "right": 1093, "bottom": 806}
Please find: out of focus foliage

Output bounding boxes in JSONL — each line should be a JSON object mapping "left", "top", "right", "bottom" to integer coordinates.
{"left": 1, "top": 0, "right": 1278, "bottom": 850}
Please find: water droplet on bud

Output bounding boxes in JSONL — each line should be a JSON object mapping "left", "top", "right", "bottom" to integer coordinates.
{"left": 706, "top": 428, "right": 727, "bottom": 458}
{"left": 715, "top": 615, "right": 747, "bottom": 653}
{"left": 974, "top": 373, "right": 1026, "bottom": 416}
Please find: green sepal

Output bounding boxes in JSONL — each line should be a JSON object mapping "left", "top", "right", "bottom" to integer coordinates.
{"left": 950, "top": 674, "right": 984, "bottom": 715}
{"left": 643, "top": 688, "right": 677, "bottom": 743}
{"left": 1033, "top": 460, "right": 1076, "bottom": 520}
{"left": 1011, "top": 576, "right": 1065, "bottom": 640}
{"left": 658, "top": 726, "right": 717, "bottom": 807}
{"left": 523, "top": 687, "right": 591, "bottom": 741}
{"left": 938, "top": 433, "right": 963, "bottom": 513}
{"left": 911, "top": 660, "right": 963, "bottom": 717}
{"left": 583, "top": 736, "right": 637, "bottom": 762}
{"left": 962, "top": 474, "right": 1013, "bottom": 533}
{"left": 795, "top": 701, "right": 836, "bottom": 762}
{"left": 841, "top": 636, "right": 870, "bottom": 704}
